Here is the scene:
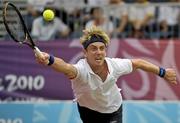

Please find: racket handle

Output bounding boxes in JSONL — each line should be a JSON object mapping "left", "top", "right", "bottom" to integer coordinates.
{"left": 34, "top": 46, "right": 49, "bottom": 65}
{"left": 34, "top": 46, "right": 43, "bottom": 58}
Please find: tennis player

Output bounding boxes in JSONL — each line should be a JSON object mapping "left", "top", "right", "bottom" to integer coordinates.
{"left": 36, "top": 26, "right": 177, "bottom": 123}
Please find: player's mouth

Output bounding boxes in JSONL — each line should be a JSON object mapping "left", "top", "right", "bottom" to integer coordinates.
{"left": 95, "top": 58, "right": 103, "bottom": 62}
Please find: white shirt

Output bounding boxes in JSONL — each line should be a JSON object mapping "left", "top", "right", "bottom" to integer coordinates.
{"left": 71, "top": 57, "right": 133, "bottom": 113}
{"left": 31, "top": 17, "right": 68, "bottom": 41}
{"left": 87, "top": 0, "right": 109, "bottom": 7}
{"left": 27, "top": 0, "right": 47, "bottom": 11}
{"left": 158, "top": 6, "right": 180, "bottom": 25}
{"left": 59, "top": 0, "right": 85, "bottom": 13}
{"left": 128, "top": 2, "right": 155, "bottom": 23}
{"left": 105, "top": 2, "right": 128, "bottom": 19}
{"left": 85, "top": 20, "right": 114, "bottom": 36}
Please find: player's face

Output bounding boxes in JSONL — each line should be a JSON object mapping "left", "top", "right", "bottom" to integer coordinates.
{"left": 84, "top": 42, "right": 106, "bottom": 67}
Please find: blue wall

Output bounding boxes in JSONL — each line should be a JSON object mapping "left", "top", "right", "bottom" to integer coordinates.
{"left": 123, "top": 101, "right": 180, "bottom": 123}
{"left": 0, "top": 101, "right": 179, "bottom": 123}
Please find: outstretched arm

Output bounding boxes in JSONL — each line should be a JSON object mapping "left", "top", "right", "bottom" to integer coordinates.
{"left": 35, "top": 52, "right": 77, "bottom": 79}
{"left": 131, "top": 59, "right": 177, "bottom": 84}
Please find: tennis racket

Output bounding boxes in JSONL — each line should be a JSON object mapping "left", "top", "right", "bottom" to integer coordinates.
{"left": 2, "top": 2, "right": 43, "bottom": 58}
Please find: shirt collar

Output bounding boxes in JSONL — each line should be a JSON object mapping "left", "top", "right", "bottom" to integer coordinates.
{"left": 84, "top": 57, "right": 112, "bottom": 75}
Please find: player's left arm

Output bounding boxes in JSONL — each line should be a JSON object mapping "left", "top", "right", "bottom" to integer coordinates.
{"left": 131, "top": 59, "right": 177, "bottom": 84}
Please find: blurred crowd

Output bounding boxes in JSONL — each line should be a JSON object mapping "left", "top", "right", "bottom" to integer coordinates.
{"left": 4, "top": 0, "right": 180, "bottom": 41}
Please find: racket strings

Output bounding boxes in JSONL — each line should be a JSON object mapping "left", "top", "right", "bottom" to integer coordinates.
{"left": 5, "top": 4, "right": 26, "bottom": 42}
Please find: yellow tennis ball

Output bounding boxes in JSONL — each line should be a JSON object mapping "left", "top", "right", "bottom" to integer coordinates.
{"left": 43, "top": 9, "right": 54, "bottom": 21}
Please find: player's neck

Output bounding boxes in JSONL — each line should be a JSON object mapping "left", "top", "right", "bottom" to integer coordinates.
{"left": 91, "top": 61, "right": 107, "bottom": 74}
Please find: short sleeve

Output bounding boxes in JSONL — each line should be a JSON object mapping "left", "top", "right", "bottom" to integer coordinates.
{"left": 111, "top": 58, "right": 133, "bottom": 77}
{"left": 71, "top": 60, "right": 85, "bottom": 81}
{"left": 71, "top": 64, "right": 81, "bottom": 81}
{"left": 146, "top": 6, "right": 155, "bottom": 17}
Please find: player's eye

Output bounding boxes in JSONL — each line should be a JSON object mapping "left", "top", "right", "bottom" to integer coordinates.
{"left": 91, "top": 47, "right": 97, "bottom": 51}
{"left": 100, "top": 46, "right": 105, "bottom": 51}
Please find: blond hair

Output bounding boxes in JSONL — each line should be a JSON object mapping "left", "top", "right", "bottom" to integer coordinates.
{"left": 80, "top": 26, "right": 110, "bottom": 46}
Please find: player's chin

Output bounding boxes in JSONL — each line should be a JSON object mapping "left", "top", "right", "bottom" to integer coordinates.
{"left": 94, "top": 59, "right": 104, "bottom": 65}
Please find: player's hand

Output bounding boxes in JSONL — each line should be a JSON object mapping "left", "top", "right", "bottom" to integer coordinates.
{"left": 35, "top": 52, "right": 49, "bottom": 65}
{"left": 164, "top": 68, "right": 177, "bottom": 84}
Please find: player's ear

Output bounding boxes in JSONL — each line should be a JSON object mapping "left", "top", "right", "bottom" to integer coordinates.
{"left": 105, "top": 47, "right": 107, "bottom": 57}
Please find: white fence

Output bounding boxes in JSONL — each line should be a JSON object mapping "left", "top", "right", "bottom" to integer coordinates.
{"left": 0, "top": 1, "right": 180, "bottom": 40}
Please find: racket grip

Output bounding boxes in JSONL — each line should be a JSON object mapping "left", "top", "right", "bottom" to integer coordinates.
{"left": 34, "top": 46, "right": 43, "bottom": 58}
{"left": 34, "top": 47, "right": 49, "bottom": 65}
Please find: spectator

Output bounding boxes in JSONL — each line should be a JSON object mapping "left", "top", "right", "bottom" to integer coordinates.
{"left": 107, "top": 0, "right": 128, "bottom": 38}
{"left": 85, "top": 7, "right": 114, "bottom": 37}
{"left": 58, "top": 0, "right": 86, "bottom": 36}
{"left": 24, "top": 0, "right": 42, "bottom": 32}
{"left": 178, "top": 0, "right": 180, "bottom": 38}
{"left": 157, "top": 0, "right": 180, "bottom": 38}
{"left": 83, "top": 0, "right": 110, "bottom": 30}
{"left": 31, "top": 8, "right": 70, "bottom": 41}
{"left": 27, "top": 0, "right": 46, "bottom": 11}
{"left": 87, "top": 0, "right": 109, "bottom": 7}
{"left": 58, "top": 0, "right": 85, "bottom": 14}
{"left": 128, "top": 0, "right": 155, "bottom": 38}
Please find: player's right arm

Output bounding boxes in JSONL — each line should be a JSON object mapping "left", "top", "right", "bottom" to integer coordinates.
{"left": 35, "top": 52, "right": 77, "bottom": 79}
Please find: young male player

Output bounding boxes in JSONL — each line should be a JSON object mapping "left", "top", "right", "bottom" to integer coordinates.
{"left": 36, "top": 26, "right": 177, "bottom": 123}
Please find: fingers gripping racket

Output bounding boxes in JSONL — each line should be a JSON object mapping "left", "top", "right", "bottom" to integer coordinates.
{"left": 2, "top": 2, "right": 43, "bottom": 58}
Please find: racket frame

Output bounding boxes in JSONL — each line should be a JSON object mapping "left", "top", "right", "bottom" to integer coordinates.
{"left": 3, "top": 2, "right": 36, "bottom": 49}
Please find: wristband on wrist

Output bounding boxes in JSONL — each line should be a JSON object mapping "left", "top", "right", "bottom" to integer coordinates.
{"left": 47, "top": 54, "right": 54, "bottom": 66}
{"left": 159, "top": 67, "right": 166, "bottom": 77}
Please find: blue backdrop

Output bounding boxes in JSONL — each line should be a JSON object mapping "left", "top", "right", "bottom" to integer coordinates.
{"left": 0, "top": 101, "right": 179, "bottom": 123}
